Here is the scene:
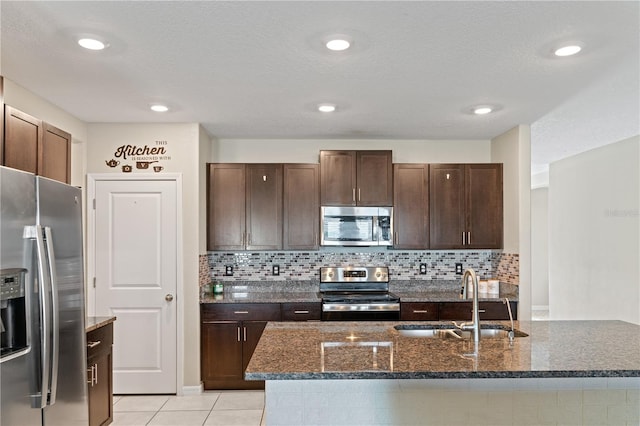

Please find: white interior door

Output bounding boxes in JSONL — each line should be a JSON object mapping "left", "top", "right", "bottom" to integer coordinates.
{"left": 93, "top": 178, "right": 178, "bottom": 394}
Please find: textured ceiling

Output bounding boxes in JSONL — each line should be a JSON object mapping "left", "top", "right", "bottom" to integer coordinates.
{"left": 1, "top": 1, "right": 638, "bottom": 172}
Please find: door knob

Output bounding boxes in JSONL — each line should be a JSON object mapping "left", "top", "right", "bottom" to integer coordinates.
{"left": 165, "top": 294, "right": 174, "bottom": 302}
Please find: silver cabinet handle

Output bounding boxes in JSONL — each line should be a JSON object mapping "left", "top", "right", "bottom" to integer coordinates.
{"left": 412, "top": 310, "right": 429, "bottom": 314}
{"left": 462, "top": 232, "right": 466, "bottom": 245}
{"left": 358, "top": 188, "right": 361, "bottom": 201}
{"left": 165, "top": 294, "right": 174, "bottom": 302}
{"left": 467, "top": 231, "right": 471, "bottom": 245}
{"left": 294, "top": 310, "right": 309, "bottom": 314}
{"left": 87, "top": 340, "right": 101, "bottom": 349}
{"left": 352, "top": 188, "right": 356, "bottom": 203}
{"left": 243, "top": 326, "right": 247, "bottom": 342}
{"left": 233, "top": 311, "right": 249, "bottom": 314}
{"left": 237, "top": 326, "right": 241, "bottom": 342}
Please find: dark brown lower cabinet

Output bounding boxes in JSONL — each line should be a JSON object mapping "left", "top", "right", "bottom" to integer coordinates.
{"left": 438, "top": 301, "right": 518, "bottom": 320}
{"left": 200, "top": 304, "right": 280, "bottom": 390}
{"left": 400, "top": 302, "right": 439, "bottom": 320}
{"left": 87, "top": 322, "right": 113, "bottom": 426}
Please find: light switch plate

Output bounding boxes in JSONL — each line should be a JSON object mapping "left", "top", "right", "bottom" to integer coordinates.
{"left": 419, "top": 263, "right": 427, "bottom": 275}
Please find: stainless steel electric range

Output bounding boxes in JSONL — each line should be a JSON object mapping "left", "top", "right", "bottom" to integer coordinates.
{"left": 319, "top": 266, "right": 400, "bottom": 321}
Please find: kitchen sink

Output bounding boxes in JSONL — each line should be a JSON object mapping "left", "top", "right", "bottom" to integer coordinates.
{"left": 394, "top": 324, "right": 528, "bottom": 339}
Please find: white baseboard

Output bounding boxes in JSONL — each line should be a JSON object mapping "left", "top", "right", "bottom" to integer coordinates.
{"left": 181, "top": 384, "right": 204, "bottom": 395}
{"left": 532, "top": 305, "right": 549, "bottom": 311}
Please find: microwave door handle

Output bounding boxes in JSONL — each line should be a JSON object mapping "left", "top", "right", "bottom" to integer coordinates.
{"left": 43, "top": 226, "right": 59, "bottom": 405}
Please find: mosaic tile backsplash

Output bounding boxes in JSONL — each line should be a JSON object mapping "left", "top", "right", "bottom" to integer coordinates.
{"left": 201, "top": 251, "right": 519, "bottom": 286}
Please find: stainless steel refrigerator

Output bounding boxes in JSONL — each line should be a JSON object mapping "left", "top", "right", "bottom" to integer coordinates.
{"left": 1, "top": 166, "right": 88, "bottom": 425}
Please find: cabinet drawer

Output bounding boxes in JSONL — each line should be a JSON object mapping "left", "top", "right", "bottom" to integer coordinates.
{"left": 438, "top": 301, "right": 517, "bottom": 320}
{"left": 400, "top": 302, "right": 439, "bottom": 320}
{"left": 201, "top": 303, "right": 281, "bottom": 321}
{"left": 87, "top": 322, "right": 113, "bottom": 359}
{"left": 281, "top": 302, "right": 321, "bottom": 321}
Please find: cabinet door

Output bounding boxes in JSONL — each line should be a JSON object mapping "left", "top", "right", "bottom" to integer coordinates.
{"left": 3, "top": 106, "right": 42, "bottom": 175}
{"left": 320, "top": 150, "right": 356, "bottom": 205}
{"left": 283, "top": 164, "right": 319, "bottom": 250}
{"left": 429, "top": 164, "right": 465, "bottom": 249}
{"left": 201, "top": 321, "right": 243, "bottom": 382}
{"left": 39, "top": 123, "right": 71, "bottom": 184}
{"left": 88, "top": 351, "right": 113, "bottom": 426}
{"left": 356, "top": 151, "right": 393, "bottom": 206}
{"left": 393, "top": 164, "right": 429, "bottom": 249}
{"left": 207, "top": 164, "right": 246, "bottom": 250}
{"left": 241, "top": 321, "right": 267, "bottom": 373}
{"left": 246, "top": 164, "right": 282, "bottom": 250}
{"left": 466, "top": 164, "right": 503, "bottom": 249}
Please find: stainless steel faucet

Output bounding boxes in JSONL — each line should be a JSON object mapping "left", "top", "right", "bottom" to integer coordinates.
{"left": 454, "top": 268, "right": 480, "bottom": 344}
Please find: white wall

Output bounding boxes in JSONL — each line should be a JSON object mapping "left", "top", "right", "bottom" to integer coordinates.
{"left": 86, "top": 123, "right": 205, "bottom": 389}
{"left": 549, "top": 135, "right": 640, "bottom": 324}
{"left": 3, "top": 79, "right": 88, "bottom": 187}
{"left": 531, "top": 187, "right": 549, "bottom": 308}
{"left": 211, "top": 139, "right": 491, "bottom": 163}
{"left": 491, "top": 125, "right": 531, "bottom": 320}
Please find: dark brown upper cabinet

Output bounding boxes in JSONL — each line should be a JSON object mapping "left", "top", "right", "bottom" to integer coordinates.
{"left": 393, "top": 164, "right": 429, "bottom": 249}
{"left": 429, "top": 163, "right": 503, "bottom": 249}
{"left": 207, "top": 163, "right": 283, "bottom": 251}
{"left": 3, "top": 105, "right": 71, "bottom": 184}
{"left": 207, "top": 164, "right": 246, "bottom": 251}
{"left": 283, "top": 164, "right": 319, "bottom": 250}
{"left": 209, "top": 163, "right": 320, "bottom": 251}
{"left": 245, "top": 164, "right": 283, "bottom": 250}
{"left": 320, "top": 150, "right": 392, "bottom": 206}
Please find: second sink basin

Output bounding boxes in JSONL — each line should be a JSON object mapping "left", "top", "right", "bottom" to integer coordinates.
{"left": 394, "top": 324, "right": 528, "bottom": 339}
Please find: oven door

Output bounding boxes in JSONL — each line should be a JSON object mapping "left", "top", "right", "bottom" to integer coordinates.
{"left": 321, "top": 302, "right": 400, "bottom": 321}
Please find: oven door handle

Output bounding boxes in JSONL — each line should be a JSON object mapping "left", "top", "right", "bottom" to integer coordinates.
{"left": 322, "top": 303, "right": 400, "bottom": 312}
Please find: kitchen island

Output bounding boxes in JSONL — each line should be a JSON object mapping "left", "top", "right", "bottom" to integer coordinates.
{"left": 246, "top": 320, "right": 640, "bottom": 425}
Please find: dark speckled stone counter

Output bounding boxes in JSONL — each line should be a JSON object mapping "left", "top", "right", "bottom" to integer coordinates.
{"left": 86, "top": 316, "right": 116, "bottom": 333}
{"left": 199, "top": 280, "right": 518, "bottom": 304}
{"left": 245, "top": 320, "right": 640, "bottom": 380}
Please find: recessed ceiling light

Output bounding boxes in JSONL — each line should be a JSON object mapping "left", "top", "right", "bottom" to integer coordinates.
{"left": 554, "top": 45, "right": 582, "bottom": 57}
{"left": 150, "top": 104, "right": 169, "bottom": 112}
{"left": 326, "top": 39, "right": 351, "bottom": 51}
{"left": 318, "top": 103, "right": 336, "bottom": 113}
{"left": 78, "top": 38, "right": 106, "bottom": 51}
{"left": 473, "top": 106, "right": 493, "bottom": 115}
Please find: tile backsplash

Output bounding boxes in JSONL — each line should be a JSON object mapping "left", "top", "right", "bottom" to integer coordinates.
{"left": 201, "top": 250, "right": 519, "bottom": 286}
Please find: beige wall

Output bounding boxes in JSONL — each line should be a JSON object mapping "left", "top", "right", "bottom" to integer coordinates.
{"left": 86, "top": 123, "right": 205, "bottom": 389}
{"left": 531, "top": 187, "right": 549, "bottom": 307}
{"left": 3, "top": 79, "right": 88, "bottom": 187}
{"left": 211, "top": 138, "right": 491, "bottom": 163}
{"left": 549, "top": 135, "right": 639, "bottom": 324}
{"left": 491, "top": 125, "right": 531, "bottom": 320}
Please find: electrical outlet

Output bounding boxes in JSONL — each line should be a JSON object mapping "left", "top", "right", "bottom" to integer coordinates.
{"left": 225, "top": 265, "right": 234, "bottom": 276}
{"left": 455, "top": 263, "right": 463, "bottom": 275}
{"left": 272, "top": 265, "right": 280, "bottom": 276}
{"left": 419, "top": 263, "right": 427, "bottom": 275}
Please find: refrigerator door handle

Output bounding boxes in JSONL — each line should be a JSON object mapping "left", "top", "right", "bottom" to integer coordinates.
{"left": 33, "top": 225, "right": 51, "bottom": 408}
{"left": 43, "top": 226, "right": 59, "bottom": 405}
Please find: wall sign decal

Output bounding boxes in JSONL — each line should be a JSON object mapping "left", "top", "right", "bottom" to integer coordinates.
{"left": 105, "top": 140, "right": 172, "bottom": 172}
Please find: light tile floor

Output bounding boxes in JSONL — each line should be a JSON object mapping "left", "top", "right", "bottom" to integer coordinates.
{"left": 112, "top": 391, "right": 265, "bottom": 426}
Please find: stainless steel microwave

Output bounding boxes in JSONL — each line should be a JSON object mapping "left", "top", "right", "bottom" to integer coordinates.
{"left": 321, "top": 206, "right": 393, "bottom": 246}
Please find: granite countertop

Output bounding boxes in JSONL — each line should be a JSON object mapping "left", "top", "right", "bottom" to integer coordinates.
{"left": 86, "top": 316, "right": 116, "bottom": 333}
{"left": 245, "top": 320, "right": 640, "bottom": 380}
{"left": 200, "top": 280, "right": 518, "bottom": 304}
